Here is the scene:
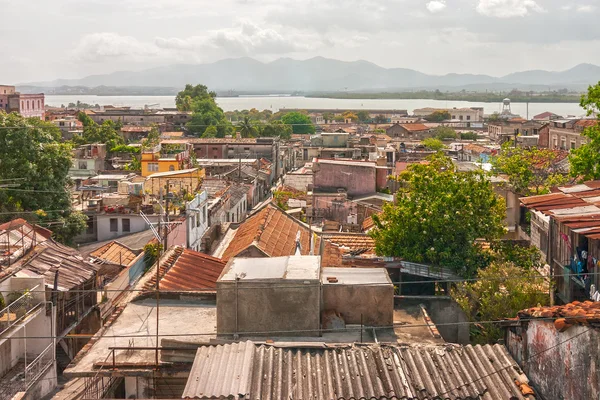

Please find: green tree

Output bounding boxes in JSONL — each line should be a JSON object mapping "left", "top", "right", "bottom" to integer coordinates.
{"left": 487, "top": 112, "right": 501, "bottom": 122}
{"left": 422, "top": 138, "right": 445, "bottom": 151}
{"left": 175, "top": 84, "right": 216, "bottom": 111}
{"left": 260, "top": 121, "right": 292, "bottom": 139}
{"left": 46, "top": 211, "right": 89, "bottom": 245}
{"left": 373, "top": 115, "right": 387, "bottom": 124}
{"left": 187, "top": 97, "right": 231, "bottom": 138}
{"left": 433, "top": 126, "right": 457, "bottom": 140}
{"left": 322, "top": 112, "right": 334, "bottom": 123}
{"left": 424, "top": 110, "right": 451, "bottom": 122}
{"left": 357, "top": 111, "right": 370, "bottom": 122}
{"left": 237, "top": 116, "right": 257, "bottom": 138}
{"left": 569, "top": 82, "right": 600, "bottom": 181}
{"left": 460, "top": 132, "right": 478, "bottom": 140}
{"left": 371, "top": 153, "right": 506, "bottom": 277}
{"left": 281, "top": 112, "right": 315, "bottom": 134}
{"left": 493, "top": 143, "right": 568, "bottom": 196}
{"left": 74, "top": 113, "right": 125, "bottom": 150}
{"left": 0, "top": 112, "right": 87, "bottom": 243}
{"left": 451, "top": 261, "right": 549, "bottom": 343}
{"left": 201, "top": 125, "right": 218, "bottom": 138}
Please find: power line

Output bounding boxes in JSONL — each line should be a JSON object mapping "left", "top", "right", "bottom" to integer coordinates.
{"left": 0, "top": 317, "right": 566, "bottom": 341}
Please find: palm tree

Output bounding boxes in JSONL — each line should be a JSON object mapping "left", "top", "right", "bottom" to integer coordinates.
{"left": 237, "top": 116, "right": 256, "bottom": 138}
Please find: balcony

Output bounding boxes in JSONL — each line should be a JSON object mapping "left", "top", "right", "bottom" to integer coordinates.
{"left": 0, "top": 285, "right": 42, "bottom": 336}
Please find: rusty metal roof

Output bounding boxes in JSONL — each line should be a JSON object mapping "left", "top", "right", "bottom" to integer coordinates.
{"left": 89, "top": 240, "right": 138, "bottom": 267}
{"left": 144, "top": 246, "right": 226, "bottom": 292}
{"left": 519, "top": 300, "right": 600, "bottom": 332}
{"left": 15, "top": 239, "right": 99, "bottom": 291}
{"left": 182, "top": 341, "right": 535, "bottom": 400}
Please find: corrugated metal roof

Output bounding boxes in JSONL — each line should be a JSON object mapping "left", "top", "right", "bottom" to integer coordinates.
{"left": 182, "top": 341, "right": 534, "bottom": 400}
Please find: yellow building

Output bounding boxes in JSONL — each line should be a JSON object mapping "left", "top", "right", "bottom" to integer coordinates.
{"left": 141, "top": 143, "right": 193, "bottom": 177}
{"left": 145, "top": 168, "right": 205, "bottom": 197}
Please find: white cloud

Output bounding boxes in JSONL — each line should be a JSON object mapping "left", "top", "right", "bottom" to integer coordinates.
{"left": 73, "top": 32, "right": 158, "bottom": 61}
{"left": 426, "top": 0, "right": 447, "bottom": 13}
{"left": 476, "top": 0, "right": 544, "bottom": 18}
{"left": 156, "top": 20, "right": 311, "bottom": 55}
{"left": 577, "top": 4, "right": 596, "bottom": 12}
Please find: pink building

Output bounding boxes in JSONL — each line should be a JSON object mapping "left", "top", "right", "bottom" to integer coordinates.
{"left": 0, "top": 85, "right": 45, "bottom": 119}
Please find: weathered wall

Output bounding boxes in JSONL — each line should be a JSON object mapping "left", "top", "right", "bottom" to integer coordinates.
{"left": 322, "top": 284, "right": 393, "bottom": 326}
{"left": 283, "top": 174, "right": 313, "bottom": 192}
{"left": 314, "top": 162, "right": 376, "bottom": 197}
{"left": 23, "top": 363, "right": 57, "bottom": 400}
{"left": 397, "top": 297, "right": 469, "bottom": 344}
{"left": 217, "top": 280, "right": 320, "bottom": 337}
{"left": 505, "top": 321, "right": 600, "bottom": 400}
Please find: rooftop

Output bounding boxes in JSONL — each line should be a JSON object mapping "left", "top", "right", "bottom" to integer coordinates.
{"left": 145, "top": 168, "right": 199, "bottom": 179}
{"left": 64, "top": 297, "right": 217, "bottom": 376}
{"left": 89, "top": 240, "right": 138, "bottom": 267}
{"left": 182, "top": 341, "right": 535, "bottom": 400}
{"left": 12, "top": 239, "right": 99, "bottom": 291}
{"left": 315, "top": 158, "right": 377, "bottom": 168}
{"left": 144, "top": 246, "right": 226, "bottom": 292}
{"left": 217, "top": 203, "right": 320, "bottom": 261}
{"left": 320, "top": 233, "right": 377, "bottom": 268}
{"left": 321, "top": 266, "right": 390, "bottom": 285}
{"left": 219, "top": 255, "right": 321, "bottom": 282}
{"left": 518, "top": 300, "right": 600, "bottom": 332}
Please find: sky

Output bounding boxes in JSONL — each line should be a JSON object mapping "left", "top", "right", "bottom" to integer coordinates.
{"left": 2, "top": 0, "right": 600, "bottom": 84}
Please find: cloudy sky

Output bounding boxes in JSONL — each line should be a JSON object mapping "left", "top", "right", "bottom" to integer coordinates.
{"left": 1, "top": 0, "right": 599, "bottom": 83}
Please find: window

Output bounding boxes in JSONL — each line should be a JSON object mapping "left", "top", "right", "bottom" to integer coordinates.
{"left": 78, "top": 161, "right": 87, "bottom": 169}
{"left": 466, "top": 116, "right": 471, "bottom": 121}
{"left": 59, "top": 121, "right": 65, "bottom": 127}
{"left": 147, "top": 162, "right": 159, "bottom": 172}
{"left": 169, "top": 165, "right": 175, "bottom": 171}
{"left": 459, "top": 115, "right": 463, "bottom": 121}
{"left": 561, "top": 137, "right": 566, "bottom": 149}
{"left": 571, "top": 141, "right": 576, "bottom": 150}
{"left": 452, "top": 115, "right": 456, "bottom": 119}
{"left": 196, "top": 212, "right": 201, "bottom": 227}
{"left": 109, "top": 218, "right": 118, "bottom": 232}
{"left": 86, "top": 218, "right": 95, "bottom": 234}
{"left": 553, "top": 137, "right": 558, "bottom": 148}
{"left": 122, "top": 218, "right": 130, "bottom": 232}
{"left": 37, "top": 100, "right": 41, "bottom": 109}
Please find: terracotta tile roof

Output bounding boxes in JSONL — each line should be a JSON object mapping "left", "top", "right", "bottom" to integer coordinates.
{"left": 143, "top": 246, "right": 226, "bottom": 292}
{"left": 398, "top": 123, "right": 429, "bottom": 132}
{"left": 221, "top": 203, "right": 319, "bottom": 261}
{"left": 89, "top": 241, "right": 138, "bottom": 267}
{"left": 575, "top": 119, "right": 598, "bottom": 128}
{"left": 518, "top": 301, "right": 600, "bottom": 331}
{"left": 320, "top": 233, "right": 376, "bottom": 268}
{"left": 533, "top": 111, "right": 558, "bottom": 119}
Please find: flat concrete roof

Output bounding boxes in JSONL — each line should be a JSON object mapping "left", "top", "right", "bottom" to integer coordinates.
{"left": 219, "top": 256, "right": 321, "bottom": 282}
{"left": 321, "top": 267, "right": 392, "bottom": 285}
{"left": 64, "top": 298, "right": 217, "bottom": 376}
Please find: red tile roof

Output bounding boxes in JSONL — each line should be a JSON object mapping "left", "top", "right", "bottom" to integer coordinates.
{"left": 221, "top": 203, "right": 318, "bottom": 261}
{"left": 144, "top": 246, "right": 226, "bottom": 292}
{"left": 518, "top": 301, "right": 600, "bottom": 331}
{"left": 320, "top": 234, "right": 376, "bottom": 267}
{"left": 90, "top": 241, "right": 138, "bottom": 266}
{"left": 575, "top": 119, "right": 598, "bottom": 128}
{"left": 399, "top": 123, "right": 429, "bottom": 132}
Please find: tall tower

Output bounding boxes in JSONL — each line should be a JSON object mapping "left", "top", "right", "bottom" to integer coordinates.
{"left": 502, "top": 98, "right": 512, "bottom": 115}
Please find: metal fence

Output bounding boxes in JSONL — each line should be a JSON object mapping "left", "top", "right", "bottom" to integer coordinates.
{"left": 0, "top": 285, "right": 41, "bottom": 336}
{"left": 25, "top": 343, "right": 54, "bottom": 389}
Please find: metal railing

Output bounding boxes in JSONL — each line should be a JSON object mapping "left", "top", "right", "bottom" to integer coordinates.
{"left": 0, "top": 285, "right": 41, "bottom": 336}
{"left": 25, "top": 343, "right": 54, "bottom": 389}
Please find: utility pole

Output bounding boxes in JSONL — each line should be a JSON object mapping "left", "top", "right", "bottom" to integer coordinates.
{"left": 155, "top": 187, "right": 163, "bottom": 367}
{"left": 163, "top": 180, "right": 170, "bottom": 251}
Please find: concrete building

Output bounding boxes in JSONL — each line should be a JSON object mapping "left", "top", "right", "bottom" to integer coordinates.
{"left": 217, "top": 255, "right": 322, "bottom": 337}
{"left": 185, "top": 191, "right": 209, "bottom": 252}
{"left": 69, "top": 144, "right": 108, "bottom": 185}
{"left": 321, "top": 267, "right": 393, "bottom": 326}
{"left": 488, "top": 120, "right": 545, "bottom": 142}
{"left": 386, "top": 123, "right": 431, "bottom": 140}
{"left": 313, "top": 159, "right": 376, "bottom": 197}
{"left": 505, "top": 302, "right": 600, "bottom": 400}
{"left": 413, "top": 107, "right": 484, "bottom": 122}
{"left": 548, "top": 119, "right": 596, "bottom": 150}
{"left": 0, "top": 85, "right": 45, "bottom": 119}
{"left": 321, "top": 132, "right": 349, "bottom": 148}
{"left": 141, "top": 142, "right": 193, "bottom": 177}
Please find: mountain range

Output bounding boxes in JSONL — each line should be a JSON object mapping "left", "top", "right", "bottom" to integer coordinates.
{"left": 18, "top": 57, "right": 600, "bottom": 93}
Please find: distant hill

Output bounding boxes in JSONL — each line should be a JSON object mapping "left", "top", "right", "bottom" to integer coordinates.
{"left": 19, "top": 57, "right": 600, "bottom": 93}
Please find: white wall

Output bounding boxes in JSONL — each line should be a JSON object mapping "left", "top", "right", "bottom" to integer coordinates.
{"left": 186, "top": 191, "right": 209, "bottom": 251}
{"left": 96, "top": 214, "right": 160, "bottom": 242}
